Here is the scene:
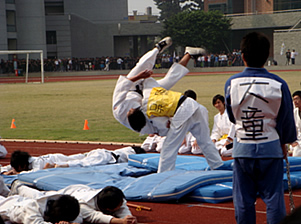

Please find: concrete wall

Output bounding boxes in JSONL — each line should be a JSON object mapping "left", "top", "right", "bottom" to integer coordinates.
{"left": 114, "top": 36, "right": 130, "bottom": 57}
{"left": 0, "top": 0, "right": 8, "bottom": 52}
{"left": 274, "top": 30, "right": 301, "bottom": 65}
{"left": 64, "top": 0, "right": 128, "bottom": 23}
{"left": 15, "top": 0, "right": 47, "bottom": 59}
{"left": 46, "top": 15, "right": 72, "bottom": 59}
{"left": 70, "top": 15, "right": 163, "bottom": 58}
{"left": 230, "top": 11, "right": 301, "bottom": 30}
{"left": 70, "top": 15, "right": 112, "bottom": 58}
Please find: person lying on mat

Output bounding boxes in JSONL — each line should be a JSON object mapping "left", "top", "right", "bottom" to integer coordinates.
{"left": 2, "top": 146, "right": 145, "bottom": 175}
{"left": 0, "top": 192, "right": 81, "bottom": 224}
{"left": 10, "top": 181, "right": 137, "bottom": 224}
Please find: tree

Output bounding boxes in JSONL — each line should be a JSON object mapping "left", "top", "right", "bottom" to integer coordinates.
{"left": 162, "top": 10, "right": 232, "bottom": 54}
{"left": 154, "top": 0, "right": 203, "bottom": 21}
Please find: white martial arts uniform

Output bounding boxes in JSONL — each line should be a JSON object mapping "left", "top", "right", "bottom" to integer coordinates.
{"left": 0, "top": 144, "right": 7, "bottom": 158}
{"left": 219, "top": 123, "right": 235, "bottom": 157}
{"left": 2, "top": 147, "right": 136, "bottom": 173}
{"left": 0, "top": 194, "right": 82, "bottom": 224}
{"left": 112, "top": 47, "right": 189, "bottom": 133}
{"left": 16, "top": 184, "right": 131, "bottom": 224}
{"left": 139, "top": 85, "right": 224, "bottom": 172}
{"left": 292, "top": 108, "right": 301, "bottom": 156}
{"left": 211, "top": 112, "right": 233, "bottom": 150}
{"left": 0, "top": 176, "right": 9, "bottom": 197}
{"left": 141, "top": 134, "right": 161, "bottom": 152}
{"left": 142, "top": 132, "right": 194, "bottom": 154}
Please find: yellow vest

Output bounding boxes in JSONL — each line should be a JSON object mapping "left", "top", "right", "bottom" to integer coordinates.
{"left": 146, "top": 87, "right": 182, "bottom": 118}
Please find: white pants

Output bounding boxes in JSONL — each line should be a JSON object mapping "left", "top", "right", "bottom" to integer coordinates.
{"left": 158, "top": 103, "right": 223, "bottom": 173}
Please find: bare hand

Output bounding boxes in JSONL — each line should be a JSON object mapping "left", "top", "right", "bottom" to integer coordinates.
{"left": 122, "top": 215, "right": 137, "bottom": 224}
{"left": 129, "top": 69, "right": 153, "bottom": 82}
{"left": 55, "top": 164, "right": 69, "bottom": 168}
{"left": 166, "top": 120, "right": 171, "bottom": 128}
{"left": 291, "top": 142, "right": 298, "bottom": 147}
{"left": 192, "top": 140, "right": 198, "bottom": 148}
{"left": 3, "top": 169, "right": 19, "bottom": 175}
{"left": 137, "top": 69, "right": 153, "bottom": 79}
{"left": 43, "top": 163, "right": 55, "bottom": 169}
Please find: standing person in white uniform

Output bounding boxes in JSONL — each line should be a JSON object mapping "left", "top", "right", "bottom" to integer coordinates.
{"left": 210, "top": 94, "right": 235, "bottom": 156}
{"left": 291, "top": 90, "right": 301, "bottom": 156}
{"left": 0, "top": 193, "right": 80, "bottom": 224}
{"left": 2, "top": 146, "right": 145, "bottom": 175}
{"left": 126, "top": 63, "right": 225, "bottom": 172}
{"left": 141, "top": 90, "right": 203, "bottom": 155}
{"left": 10, "top": 182, "right": 136, "bottom": 224}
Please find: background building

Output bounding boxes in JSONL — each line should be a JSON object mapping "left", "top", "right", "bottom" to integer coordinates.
{"left": 0, "top": 0, "right": 162, "bottom": 60}
{"left": 1, "top": 0, "right": 300, "bottom": 65}
{"left": 205, "top": 0, "right": 301, "bottom": 65}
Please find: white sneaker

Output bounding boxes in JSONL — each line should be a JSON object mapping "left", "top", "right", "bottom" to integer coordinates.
{"left": 155, "top": 37, "right": 172, "bottom": 53}
{"left": 185, "top": 46, "right": 206, "bottom": 59}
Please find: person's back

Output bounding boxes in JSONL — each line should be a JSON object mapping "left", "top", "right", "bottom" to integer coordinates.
{"left": 225, "top": 32, "right": 296, "bottom": 224}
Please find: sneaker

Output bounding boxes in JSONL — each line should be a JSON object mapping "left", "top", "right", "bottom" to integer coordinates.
{"left": 155, "top": 37, "right": 172, "bottom": 53}
{"left": 8, "top": 179, "right": 23, "bottom": 196}
{"left": 185, "top": 46, "right": 206, "bottom": 59}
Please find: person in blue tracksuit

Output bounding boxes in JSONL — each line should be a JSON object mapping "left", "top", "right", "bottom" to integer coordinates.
{"left": 224, "top": 32, "right": 297, "bottom": 224}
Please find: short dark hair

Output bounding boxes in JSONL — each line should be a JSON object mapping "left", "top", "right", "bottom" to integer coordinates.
{"left": 293, "top": 91, "right": 301, "bottom": 99}
{"left": 184, "top": 89, "right": 197, "bottom": 100}
{"left": 96, "top": 186, "right": 125, "bottom": 214}
{"left": 44, "top": 195, "right": 80, "bottom": 223}
{"left": 212, "top": 94, "right": 225, "bottom": 105}
{"left": 10, "top": 150, "right": 31, "bottom": 172}
{"left": 241, "top": 32, "right": 270, "bottom": 68}
{"left": 128, "top": 108, "right": 146, "bottom": 132}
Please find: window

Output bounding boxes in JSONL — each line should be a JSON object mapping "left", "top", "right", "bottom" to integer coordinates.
{"left": 45, "top": 0, "right": 64, "bottom": 15}
{"left": 5, "top": 0, "right": 15, "bottom": 4}
{"left": 6, "top": 10, "right": 16, "bottom": 32}
{"left": 274, "top": 0, "right": 301, "bottom": 11}
{"left": 208, "top": 4, "right": 228, "bottom": 14}
{"left": 46, "top": 31, "right": 57, "bottom": 44}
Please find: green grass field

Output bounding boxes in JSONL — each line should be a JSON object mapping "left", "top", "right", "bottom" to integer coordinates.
{"left": 1, "top": 71, "right": 300, "bottom": 143}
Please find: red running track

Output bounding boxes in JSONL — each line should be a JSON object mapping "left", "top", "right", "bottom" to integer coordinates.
{"left": 1, "top": 140, "right": 301, "bottom": 224}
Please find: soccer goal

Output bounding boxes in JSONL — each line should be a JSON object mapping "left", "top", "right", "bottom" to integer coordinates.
{"left": 0, "top": 50, "right": 44, "bottom": 83}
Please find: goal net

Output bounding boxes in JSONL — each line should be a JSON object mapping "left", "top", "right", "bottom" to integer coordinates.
{"left": 0, "top": 50, "right": 44, "bottom": 83}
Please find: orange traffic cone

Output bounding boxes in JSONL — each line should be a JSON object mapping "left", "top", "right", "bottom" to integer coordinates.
{"left": 83, "top": 119, "right": 89, "bottom": 130}
{"left": 10, "top": 119, "right": 16, "bottom": 129}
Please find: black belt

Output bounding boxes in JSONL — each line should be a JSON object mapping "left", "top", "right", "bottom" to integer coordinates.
{"left": 111, "top": 152, "right": 120, "bottom": 163}
{"left": 175, "top": 95, "right": 187, "bottom": 114}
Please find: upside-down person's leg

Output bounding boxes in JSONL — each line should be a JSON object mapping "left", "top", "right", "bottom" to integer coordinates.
{"left": 127, "top": 48, "right": 159, "bottom": 79}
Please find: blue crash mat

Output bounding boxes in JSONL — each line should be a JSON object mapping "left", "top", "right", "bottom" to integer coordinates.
{"left": 128, "top": 153, "right": 233, "bottom": 172}
{"left": 16, "top": 162, "right": 233, "bottom": 202}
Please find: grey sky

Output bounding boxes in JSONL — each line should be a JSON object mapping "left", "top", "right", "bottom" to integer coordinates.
{"left": 128, "top": 0, "right": 159, "bottom": 15}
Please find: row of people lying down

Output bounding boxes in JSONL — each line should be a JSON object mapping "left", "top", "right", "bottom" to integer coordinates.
{"left": 141, "top": 94, "right": 235, "bottom": 157}
{"left": 0, "top": 175, "right": 137, "bottom": 224}
{"left": 1, "top": 146, "right": 145, "bottom": 175}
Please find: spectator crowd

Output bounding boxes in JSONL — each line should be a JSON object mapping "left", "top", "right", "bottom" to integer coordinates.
{"left": 0, "top": 50, "right": 244, "bottom": 75}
